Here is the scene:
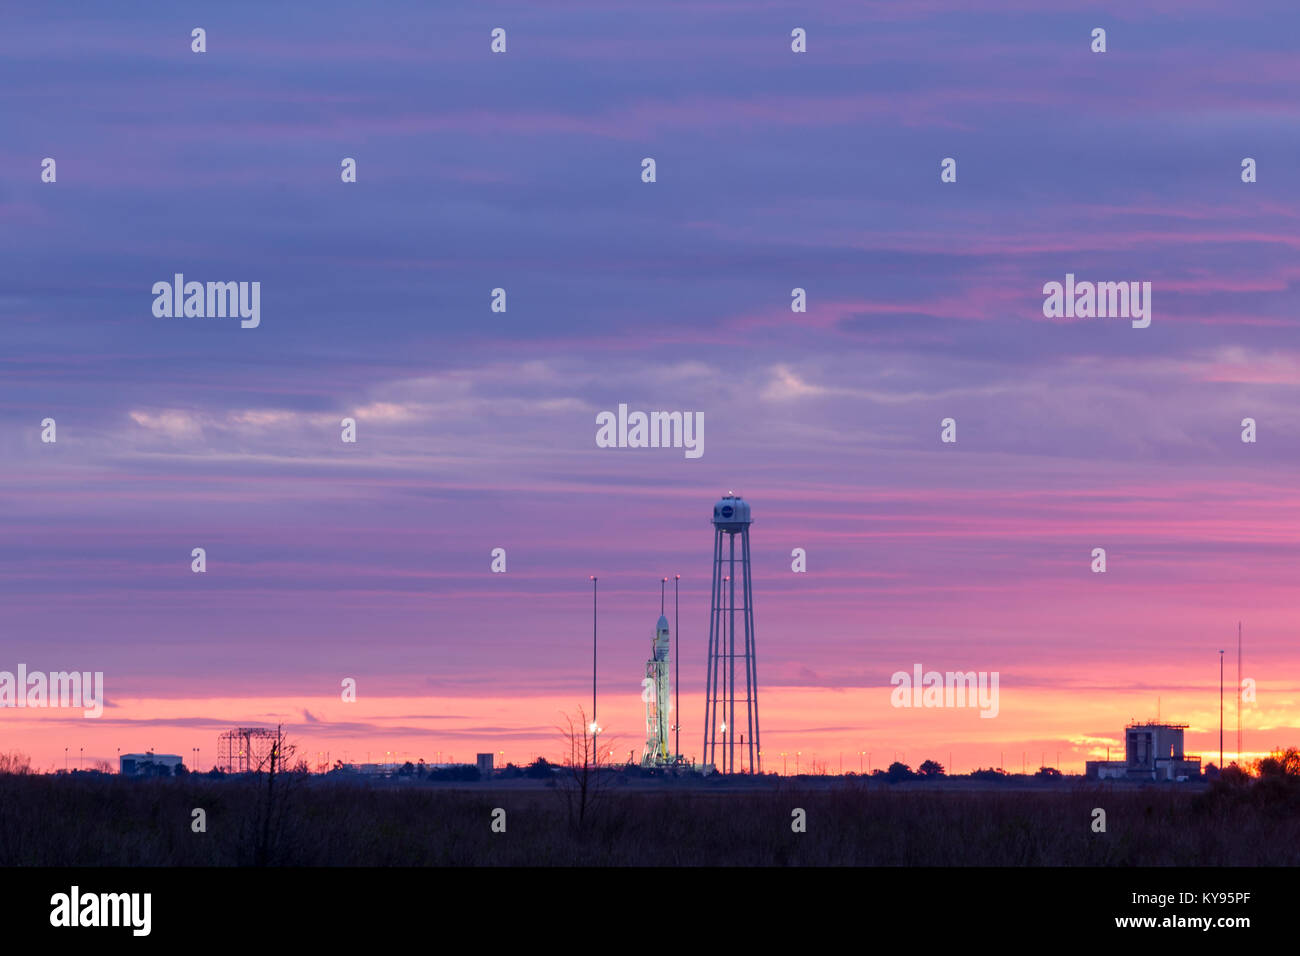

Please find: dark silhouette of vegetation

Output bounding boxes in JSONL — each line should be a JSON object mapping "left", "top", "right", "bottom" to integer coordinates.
{"left": 525, "top": 757, "right": 556, "bottom": 779}
{"left": 918, "top": 760, "right": 945, "bottom": 777}
{"left": 234, "top": 724, "right": 309, "bottom": 867}
{"left": 0, "top": 751, "right": 33, "bottom": 775}
{"left": 425, "top": 764, "right": 480, "bottom": 782}
{"left": 1217, "top": 762, "right": 1250, "bottom": 786}
{"left": 1257, "top": 747, "right": 1300, "bottom": 778}
{"left": 885, "top": 761, "right": 913, "bottom": 782}
{"left": 1033, "top": 766, "right": 1061, "bottom": 779}
{"left": 3, "top": 776, "right": 1299, "bottom": 865}
{"left": 1197, "top": 747, "right": 1300, "bottom": 817}
{"left": 556, "top": 706, "right": 619, "bottom": 835}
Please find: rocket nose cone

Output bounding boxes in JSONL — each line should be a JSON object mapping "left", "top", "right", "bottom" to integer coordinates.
{"left": 657, "top": 614, "right": 670, "bottom": 631}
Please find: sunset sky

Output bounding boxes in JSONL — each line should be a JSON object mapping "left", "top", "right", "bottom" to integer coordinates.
{"left": 3, "top": 0, "right": 1298, "bottom": 774}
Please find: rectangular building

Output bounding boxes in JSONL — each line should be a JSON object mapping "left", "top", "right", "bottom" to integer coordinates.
{"left": 1085, "top": 721, "right": 1201, "bottom": 781}
{"left": 119, "top": 752, "right": 184, "bottom": 777}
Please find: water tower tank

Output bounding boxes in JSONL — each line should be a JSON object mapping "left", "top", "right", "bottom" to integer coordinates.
{"left": 711, "top": 493, "right": 752, "bottom": 533}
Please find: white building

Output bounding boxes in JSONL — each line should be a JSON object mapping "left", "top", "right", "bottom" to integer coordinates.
{"left": 120, "top": 752, "right": 184, "bottom": 777}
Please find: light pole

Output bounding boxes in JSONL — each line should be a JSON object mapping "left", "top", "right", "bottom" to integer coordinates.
{"left": 781, "top": 751, "right": 787, "bottom": 775}
{"left": 591, "top": 575, "right": 598, "bottom": 767}
{"left": 674, "top": 574, "right": 680, "bottom": 764}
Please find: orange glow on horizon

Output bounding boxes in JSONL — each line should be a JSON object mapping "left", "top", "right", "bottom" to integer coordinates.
{"left": 5, "top": 673, "right": 1291, "bottom": 776}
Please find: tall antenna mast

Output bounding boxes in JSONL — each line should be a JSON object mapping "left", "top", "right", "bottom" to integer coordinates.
{"left": 661, "top": 577, "right": 666, "bottom": 616}
{"left": 1218, "top": 649, "right": 1225, "bottom": 771}
{"left": 1237, "top": 621, "right": 1242, "bottom": 762}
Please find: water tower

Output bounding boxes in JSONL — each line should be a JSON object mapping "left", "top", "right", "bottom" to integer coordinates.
{"left": 703, "top": 493, "right": 761, "bottom": 773}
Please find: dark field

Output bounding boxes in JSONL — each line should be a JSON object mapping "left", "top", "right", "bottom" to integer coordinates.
{"left": 3, "top": 773, "right": 1299, "bottom": 866}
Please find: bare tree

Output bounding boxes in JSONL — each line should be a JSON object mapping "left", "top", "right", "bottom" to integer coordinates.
{"left": 245, "top": 724, "right": 306, "bottom": 865}
{"left": 556, "top": 706, "right": 621, "bottom": 834}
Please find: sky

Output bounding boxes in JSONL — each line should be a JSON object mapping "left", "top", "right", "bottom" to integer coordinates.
{"left": 2, "top": 0, "right": 1298, "bottom": 774}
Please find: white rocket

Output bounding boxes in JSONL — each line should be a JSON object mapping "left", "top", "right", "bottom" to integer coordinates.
{"left": 641, "top": 613, "right": 672, "bottom": 767}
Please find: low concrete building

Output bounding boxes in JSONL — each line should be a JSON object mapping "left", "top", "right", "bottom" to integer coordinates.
{"left": 1088, "top": 759, "right": 1128, "bottom": 780}
{"left": 119, "top": 752, "right": 184, "bottom": 777}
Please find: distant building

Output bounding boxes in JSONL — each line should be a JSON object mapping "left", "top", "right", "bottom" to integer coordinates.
{"left": 476, "top": 753, "right": 494, "bottom": 779}
{"left": 1086, "top": 722, "right": 1201, "bottom": 781}
{"left": 120, "top": 752, "right": 184, "bottom": 777}
{"left": 335, "top": 761, "right": 457, "bottom": 776}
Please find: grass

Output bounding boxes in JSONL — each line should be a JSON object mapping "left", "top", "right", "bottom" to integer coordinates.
{"left": 1, "top": 773, "right": 1296, "bottom": 866}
